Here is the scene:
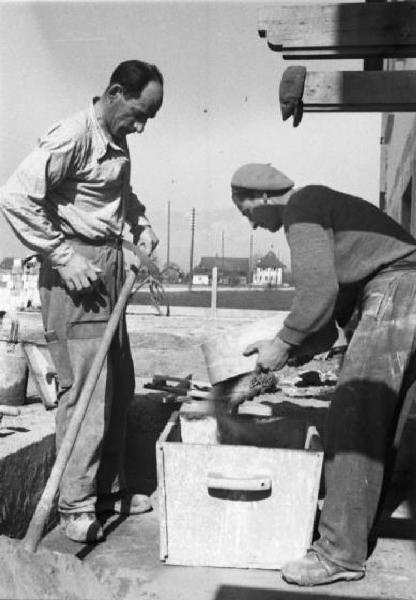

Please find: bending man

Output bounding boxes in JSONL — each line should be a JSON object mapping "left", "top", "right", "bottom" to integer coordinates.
{"left": 231, "top": 162, "right": 416, "bottom": 586}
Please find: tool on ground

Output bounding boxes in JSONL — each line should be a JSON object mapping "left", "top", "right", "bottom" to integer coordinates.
{"left": 144, "top": 373, "right": 192, "bottom": 395}
{"left": 144, "top": 373, "right": 212, "bottom": 403}
{"left": 0, "top": 266, "right": 139, "bottom": 600}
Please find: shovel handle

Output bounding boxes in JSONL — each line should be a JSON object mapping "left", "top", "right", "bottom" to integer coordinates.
{"left": 23, "top": 267, "right": 138, "bottom": 552}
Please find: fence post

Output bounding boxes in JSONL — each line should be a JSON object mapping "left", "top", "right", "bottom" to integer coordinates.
{"left": 211, "top": 267, "right": 218, "bottom": 318}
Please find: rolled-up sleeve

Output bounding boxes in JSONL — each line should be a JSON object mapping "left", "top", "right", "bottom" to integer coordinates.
{"left": 0, "top": 128, "right": 80, "bottom": 267}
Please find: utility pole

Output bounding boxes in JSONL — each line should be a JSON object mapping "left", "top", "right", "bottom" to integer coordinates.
{"left": 249, "top": 233, "right": 253, "bottom": 285}
{"left": 166, "top": 200, "right": 171, "bottom": 269}
{"left": 221, "top": 231, "right": 225, "bottom": 284}
{"left": 188, "top": 208, "right": 195, "bottom": 291}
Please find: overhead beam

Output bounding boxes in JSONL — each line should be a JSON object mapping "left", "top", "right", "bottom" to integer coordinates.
{"left": 258, "top": 2, "right": 416, "bottom": 59}
{"left": 363, "top": 0, "right": 386, "bottom": 71}
{"left": 302, "top": 71, "right": 416, "bottom": 112}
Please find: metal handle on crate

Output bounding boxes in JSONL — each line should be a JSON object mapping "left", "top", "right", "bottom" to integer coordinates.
{"left": 207, "top": 473, "right": 271, "bottom": 492}
{"left": 304, "top": 425, "right": 322, "bottom": 451}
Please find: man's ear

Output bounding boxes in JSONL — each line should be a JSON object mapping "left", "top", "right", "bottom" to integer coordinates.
{"left": 107, "top": 84, "right": 124, "bottom": 99}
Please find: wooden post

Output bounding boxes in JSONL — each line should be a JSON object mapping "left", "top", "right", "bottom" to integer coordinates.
{"left": 211, "top": 267, "right": 218, "bottom": 319}
{"left": 188, "top": 208, "right": 195, "bottom": 292}
{"left": 166, "top": 199, "right": 171, "bottom": 269}
{"left": 249, "top": 233, "right": 253, "bottom": 286}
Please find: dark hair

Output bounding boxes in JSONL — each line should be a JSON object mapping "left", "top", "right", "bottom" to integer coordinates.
{"left": 109, "top": 60, "right": 163, "bottom": 97}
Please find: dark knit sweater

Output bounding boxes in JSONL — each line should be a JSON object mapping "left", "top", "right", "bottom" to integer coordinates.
{"left": 278, "top": 185, "right": 416, "bottom": 346}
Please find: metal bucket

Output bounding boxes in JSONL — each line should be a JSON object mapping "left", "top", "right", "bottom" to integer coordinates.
{"left": 201, "top": 316, "right": 341, "bottom": 385}
{"left": 0, "top": 341, "right": 29, "bottom": 406}
{"left": 201, "top": 316, "right": 287, "bottom": 385}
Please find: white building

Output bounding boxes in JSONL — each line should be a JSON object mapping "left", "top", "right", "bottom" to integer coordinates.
{"left": 0, "top": 256, "right": 41, "bottom": 310}
{"left": 253, "top": 250, "right": 285, "bottom": 286}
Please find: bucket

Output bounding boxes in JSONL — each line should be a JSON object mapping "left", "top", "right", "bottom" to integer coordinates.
{"left": 201, "top": 316, "right": 287, "bottom": 385}
{"left": 201, "top": 316, "right": 341, "bottom": 385}
{"left": 0, "top": 341, "right": 29, "bottom": 406}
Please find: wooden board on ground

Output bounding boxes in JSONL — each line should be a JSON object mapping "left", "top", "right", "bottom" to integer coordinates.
{"left": 23, "top": 343, "right": 57, "bottom": 410}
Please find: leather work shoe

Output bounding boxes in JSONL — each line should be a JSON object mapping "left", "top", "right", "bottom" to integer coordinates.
{"left": 282, "top": 551, "right": 365, "bottom": 586}
{"left": 96, "top": 493, "right": 152, "bottom": 515}
{"left": 60, "top": 512, "right": 104, "bottom": 543}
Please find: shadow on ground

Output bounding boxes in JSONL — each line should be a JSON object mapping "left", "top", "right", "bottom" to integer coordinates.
{"left": 214, "top": 587, "right": 383, "bottom": 600}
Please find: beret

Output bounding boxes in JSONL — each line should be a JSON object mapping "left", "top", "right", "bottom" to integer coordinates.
{"left": 231, "top": 163, "right": 294, "bottom": 192}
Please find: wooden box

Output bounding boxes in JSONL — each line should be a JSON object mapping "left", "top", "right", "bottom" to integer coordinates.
{"left": 156, "top": 412, "right": 323, "bottom": 569}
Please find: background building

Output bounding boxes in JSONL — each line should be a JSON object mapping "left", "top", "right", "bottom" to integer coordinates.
{"left": 193, "top": 257, "right": 249, "bottom": 286}
{"left": 0, "top": 256, "right": 41, "bottom": 311}
{"left": 252, "top": 250, "right": 285, "bottom": 286}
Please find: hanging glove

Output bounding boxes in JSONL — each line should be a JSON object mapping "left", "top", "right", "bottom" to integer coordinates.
{"left": 279, "top": 66, "right": 306, "bottom": 127}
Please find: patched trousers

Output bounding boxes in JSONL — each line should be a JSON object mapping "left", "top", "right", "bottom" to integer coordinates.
{"left": 39, "top": 239, "right": 135, "bottom": 513}
{"left": 313, "top": 268, "right": 416, "bottom": 570}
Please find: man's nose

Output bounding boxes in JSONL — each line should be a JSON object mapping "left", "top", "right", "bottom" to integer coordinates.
{"left": 134, "top": 121, "right": 146, "bottom": 133}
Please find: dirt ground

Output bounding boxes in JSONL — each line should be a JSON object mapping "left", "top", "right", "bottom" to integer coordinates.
{"left": 9, "top": 307, "right": 416, "bottom": 599}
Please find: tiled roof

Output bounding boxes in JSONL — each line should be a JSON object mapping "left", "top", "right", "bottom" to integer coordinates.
{"left": 256, "top": 250, "right": 285, "bottom": 269}
{"left": 195, "top": 257, "right": 249, "bottom": 274}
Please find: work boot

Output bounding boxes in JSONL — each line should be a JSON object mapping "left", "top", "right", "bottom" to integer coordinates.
{"left": 60, "top": 512, "right": 104, "bottom": 543}
{"left": 282, "top": 550, "right": 365, "bottom": 586}
{"left": 96, "top": 492, "right": 152, "bottom": 515}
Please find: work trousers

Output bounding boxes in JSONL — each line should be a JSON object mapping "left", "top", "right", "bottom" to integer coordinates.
{"left": 39, "top": 240, "right": 135, "bottom": 513}
{"left": 313, "top": 268, "right": 416, "bottom": 570}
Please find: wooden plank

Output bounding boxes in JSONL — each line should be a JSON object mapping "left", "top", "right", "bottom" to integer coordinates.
{"left": 22, "top": 343, "right": 58, "bottom": 409}
{"left": 302, "top": 71, "right": 416, "bottom": 112}
{"left": 279, "top": 47, "right": 416, "bottom": 60}
{"left": 259, "top": 2, "right": 416, "bottom": 58}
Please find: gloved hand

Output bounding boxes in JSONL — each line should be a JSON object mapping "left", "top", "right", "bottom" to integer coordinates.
{"left": 243, "top": 337, "right": 291, "bottom": 373}
{"left": 57, "top": 252, "right": 102, "bottom": 293}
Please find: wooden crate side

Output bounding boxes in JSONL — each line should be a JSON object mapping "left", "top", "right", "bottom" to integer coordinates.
{"left": 156, "top": 442, "right": 168, "bottom": 561}
{"left": 156, "top": 411, "right": 180, "bottom": 561}
{"left": 162, "top": 442, "right": 323, "bottom": 569}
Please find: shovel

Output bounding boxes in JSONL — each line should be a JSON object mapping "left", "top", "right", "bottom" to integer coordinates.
{"left": 0, "top": 267, "right": 138, "bottom": 600}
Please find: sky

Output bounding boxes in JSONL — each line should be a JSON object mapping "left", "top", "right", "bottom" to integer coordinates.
{"left": 0, "top": 0, "right": 381, "bottom": 270}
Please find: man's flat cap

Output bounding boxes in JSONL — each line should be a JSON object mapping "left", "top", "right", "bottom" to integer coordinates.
{"left": 231, "top": 163, "right": 294, "bottom": 192}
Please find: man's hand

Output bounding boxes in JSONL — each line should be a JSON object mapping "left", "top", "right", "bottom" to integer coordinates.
{"left": 137, "top": 226, "right": 159, "bottom": 257}
{"left": 243, "top": 337, "right": 291, "bottom": 373}
{"left": 57, "top": 252, "right": 102, "bottom": 293}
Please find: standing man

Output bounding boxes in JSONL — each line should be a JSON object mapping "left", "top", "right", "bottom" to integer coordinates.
{"left": 0, "top": 60, "right": 163, "bottom": 543}
{"left": 231, "top": 163, "right": 416, "bottom": 585}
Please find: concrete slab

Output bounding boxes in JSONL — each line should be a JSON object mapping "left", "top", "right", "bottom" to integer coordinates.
{"left": 5, "top": 308, "right": 416, "bottom": 600}
{"left": 42, "top": 499, "right": 416, "bottom": 600}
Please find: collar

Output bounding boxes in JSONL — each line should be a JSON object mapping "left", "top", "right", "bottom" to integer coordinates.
{"left": 90, "top": 97, "right": 127, "bottom": 159}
